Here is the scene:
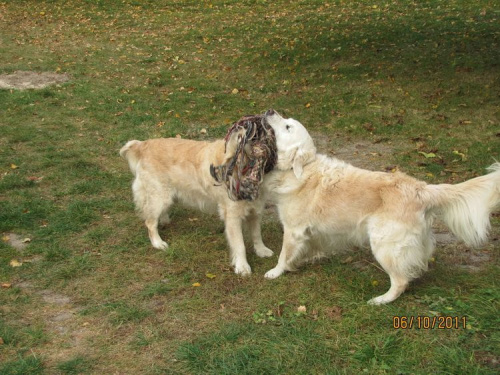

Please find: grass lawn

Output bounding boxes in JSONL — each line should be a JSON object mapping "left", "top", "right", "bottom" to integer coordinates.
{"left": 1, "top": 0, "right": 499, "bottom": 373}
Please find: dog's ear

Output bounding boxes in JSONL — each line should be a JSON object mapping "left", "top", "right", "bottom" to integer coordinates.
{"left": 292, "top": 149, "right": 312, "bottom": 178}
{"left": 224, "top": 128, "right": 245, "bottom": 162}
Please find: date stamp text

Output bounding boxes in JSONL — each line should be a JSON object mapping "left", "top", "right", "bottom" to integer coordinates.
{"left": 393, "top": 316, "right": 467, "bottom": 330}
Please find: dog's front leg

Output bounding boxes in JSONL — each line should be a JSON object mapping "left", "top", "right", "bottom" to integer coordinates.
{"left": 246, "top": 210, "right": 274, "bottom": 258}
{"left": 265, "top": 227, "right": 306, "bottom": 279}
{"left": 224, "top": 214, "right": 252, "bottom": 276}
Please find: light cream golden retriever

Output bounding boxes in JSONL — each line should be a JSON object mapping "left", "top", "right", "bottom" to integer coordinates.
{"left": 264, "top": 110, "right": 500, "bottom": 304}
{"left": 120, "top": 134, "right": 274, "bottom": 276}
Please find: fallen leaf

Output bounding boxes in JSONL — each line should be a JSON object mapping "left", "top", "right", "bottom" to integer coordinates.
{"left": 10, "top": 164, "right": 19, "bottom": 169}
{"left": 200, "top": 128, "right": 207, "bottom": 134}
{"left": 231, "top": 88, "right": 239, "bottom": 94}
{"left": 341, "top": 256, "right": 353, "bottom": 264}
{"left": 188, "top": 217, "right": 199, "bottom": 222}
{"left": 1, "top": 283, "right": 12, "bottom": 289}
{"left": 371, "top": 280, "right": 379, "bottom": 286}
{"left": 9, "top": 260, "right": 22, "bottom": 267}
{"left": 27, "top": 176, "right": 43, "bottom": 182}
{"left": 418, "top": 151, "right": 436, "bottom": 159}
{"left": 22, "top": 238, "right": 31, "bottom": 243}
{"left": 452, "top": 150, "right": 467, "bottom": 161}
{"left": 305, "top": 103, "right": 311, "bottom": 108}
{"left": 205, "top": 272, "right": 216, "bottom": 279}
{"left": 192, "top": 282, "right": 201, "bottom": 287}
{"left": 2, "top": 235, "right": 10, "bottom": 242}
{"left": 0, "top": 337, "right": 4, "bottom": 345}
{"left": 297, "top": 305, "right": 307, "bottom": 313}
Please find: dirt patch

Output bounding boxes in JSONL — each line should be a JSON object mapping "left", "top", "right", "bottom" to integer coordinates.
{"left": 312, "top": 132, "right": 395, "bottom": 170}
{"left": 0, "top": 71, "right": 70, "bottom": 90}
{"left": 11, "top": 282, "right": 97, "bottom": 368}
{"left": 2, "top": 232, "right": 30, "bottom": 251}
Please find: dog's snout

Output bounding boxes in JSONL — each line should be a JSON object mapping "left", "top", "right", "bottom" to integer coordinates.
{"left": 265, "top": 109, "right": 276, "bottom": 117}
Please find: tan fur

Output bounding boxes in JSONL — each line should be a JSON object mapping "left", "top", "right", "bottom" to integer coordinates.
{"left": 120, "top": 137, "right": 273, "bottom": 275}
{"left": 263, "top": 111, "right": 500, "bottom": 304}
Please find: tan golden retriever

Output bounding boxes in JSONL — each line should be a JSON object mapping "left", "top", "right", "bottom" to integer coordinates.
{"left": 263, "top": 110, "right": 500, "bottom": 304}
{"left": 120, "top": 135, "right": 273, "bottom": 275}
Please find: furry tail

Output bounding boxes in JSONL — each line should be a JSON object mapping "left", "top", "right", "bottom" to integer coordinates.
{"left": 422, "top": 162, "right": 500, "bottom": 247}
{"left": 119, "top": 140, "right": 142, "bottom": 176}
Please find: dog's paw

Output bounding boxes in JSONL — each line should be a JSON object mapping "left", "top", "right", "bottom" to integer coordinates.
{"left": 264, "top": 267, "right": 284, "bottom": 279}
{"left": 152, "top": 240, "right": 169, "bottom": 250}
{"left": 254, "top": 245, "right": 274, "bottom": 258}
{"left": 234, "top": 262, "right": 252, "bottom": 276}
{"left": 367, "top": 296, "right": 389, "bottom": 305}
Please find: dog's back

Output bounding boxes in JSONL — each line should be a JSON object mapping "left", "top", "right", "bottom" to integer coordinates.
{"left": 121, "top": 137, "right": 228, "bottom": 212}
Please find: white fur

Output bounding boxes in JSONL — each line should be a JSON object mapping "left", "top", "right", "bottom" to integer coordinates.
{"left": 263, "top": 112, "right": 500, "bottom": 304}
{"left": 120, "top": 136, "right": 274, "bottom": 276}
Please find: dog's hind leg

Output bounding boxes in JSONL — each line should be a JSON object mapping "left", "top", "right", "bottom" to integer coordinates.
{"left": 134, "top": 178, "right": 172, "bottom": 250}
{"left": 246, "top": 209, "right": 274, "bottom": 258}
{"left": 367, "top": 222, "right": 430, "bottom": 304}
{"left": 145, "top": 218, "right": 168, "bottom": 250}
{"left": 265, "top": 226, "right": 307, "bottom": 279}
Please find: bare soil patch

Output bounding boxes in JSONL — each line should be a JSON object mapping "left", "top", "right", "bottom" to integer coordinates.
{"left": 312, "top": 132, "right": 395, "bottom": 170}
{"left": 0, "top": 71, "right": 70, "bottom": 90}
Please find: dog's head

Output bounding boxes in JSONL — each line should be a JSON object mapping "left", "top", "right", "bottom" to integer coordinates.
{"left": 265, "top": 109, "right": 316, "bottom": 178}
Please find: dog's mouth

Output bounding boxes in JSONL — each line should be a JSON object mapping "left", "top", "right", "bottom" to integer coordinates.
{"left": 210, "top": 111, "right": 278, "bottom": 201}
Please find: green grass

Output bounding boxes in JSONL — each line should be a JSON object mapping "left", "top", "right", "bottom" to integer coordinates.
{"left": 1, "top": 0, "right": 499, "bottom": 373}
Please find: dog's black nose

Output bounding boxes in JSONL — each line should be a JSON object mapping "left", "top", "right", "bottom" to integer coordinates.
{"left": 265, "top": 109, "right": 276, "bottom": 117}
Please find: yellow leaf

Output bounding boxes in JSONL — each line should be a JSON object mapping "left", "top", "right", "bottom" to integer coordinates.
{"left": 297, "top": 305, "right": 307, "bottom": 313}
{"left": 371, "top": 280, "right": 379, "bottom": 286}
{"left": 2, "top": 235, "right": 10, "bottom": 242}
{"left": 192, "top": 282, "right": 201, "bottom": 287}
{"left": 231, "top": 88, "right": 239, "bottom": 94}
{"left": 418, "top": 152, "right": 436, "bottom": 158}
{"left": 305, "top": 103, "right": 311, "bottom": 108}
{"left": 205, "top": 273, "right": 216, "bottom": 279}
{"left": 10, "top": 164, "right": 19, "bottom": 169}
{"left": 9, "top": 260, "right": 22, "bottom": 268}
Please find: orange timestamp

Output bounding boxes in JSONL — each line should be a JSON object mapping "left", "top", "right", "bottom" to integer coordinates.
{"left": 393, "top": 316, "right": 467, "bottom": 330}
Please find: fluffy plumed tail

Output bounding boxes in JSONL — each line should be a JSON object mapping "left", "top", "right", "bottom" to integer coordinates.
{"left": 119, "top": 140, "right": 142, "bottom": 176}
{"left": 422, "top": 162, "right": 500, "bottom": 247}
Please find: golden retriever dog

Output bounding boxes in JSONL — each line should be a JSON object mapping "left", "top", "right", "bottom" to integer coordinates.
{"left": 263, "top": 110, "right": 500, "bottom": 304}
{"left": 120, "top": 134, "right": 274, "bottom": 276}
